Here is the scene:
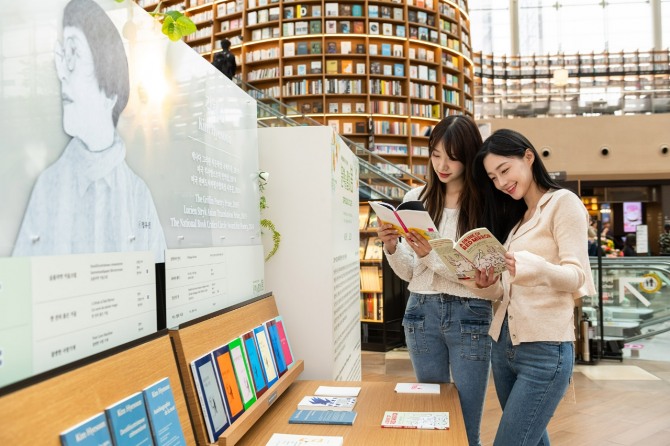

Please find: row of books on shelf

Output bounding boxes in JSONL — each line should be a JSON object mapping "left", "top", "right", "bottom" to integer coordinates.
{"left": 60, "top": 377, "right": 185, "bottom": 446}
{"left": 191, "top": 316, "right": 295, "bottom": 443}
{"left": 360, "top": 262, "right": 382, "bottom": 288}
{"left": 361, "top": 291, "right": 383, "bottom": 321}
{"left": 217, "top": 0, "right": 244, "bottom": 17}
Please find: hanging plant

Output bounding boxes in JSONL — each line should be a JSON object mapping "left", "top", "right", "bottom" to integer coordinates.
{"left": 258, "top": 171, "right": 281, "bottom": 261}
{"left": 116, "top": 0, "right": 197, "bottom": 41}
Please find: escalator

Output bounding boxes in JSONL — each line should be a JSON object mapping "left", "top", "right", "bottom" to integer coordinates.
{"left": 586, "top": 257, "right": 670, "bottom": 359}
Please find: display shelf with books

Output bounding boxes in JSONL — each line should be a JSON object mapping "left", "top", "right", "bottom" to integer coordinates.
{"left": 171, "top": 293, "right": 305, "bottom": 446}
{"left": 0, "top": 331, "right": 197, "bottom": 445}
{"left": 358, "top": 202, "right": 407, "bottom": 351}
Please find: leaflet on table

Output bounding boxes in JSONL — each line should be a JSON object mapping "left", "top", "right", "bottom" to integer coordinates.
{"left": 297, "top": 396, "right": 357, "bottom": 411}
{"left": 394, "top": 383, "right": 440, "bottom": 394}
{"left": 265, "top": 433, "right": 344, "bottom": 446}
{"left": 381, "top": 411, "right": 450, "bottom": 429}
{"left": 314, "top": 386, "right": 361, "bottom": 397}
{"left": 288, "top": 409, "right": 357, "bottom": 425}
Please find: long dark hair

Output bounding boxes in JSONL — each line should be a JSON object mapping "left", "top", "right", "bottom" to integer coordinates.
{"left": 473, "top": 129, "right": 562, "bottom": 241}
{"left": 419, "top": 115, "right": 482, "bottom": 237}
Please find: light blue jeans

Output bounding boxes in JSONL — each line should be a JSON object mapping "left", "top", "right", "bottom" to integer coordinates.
{"left": 402, "top": 292, "right": 492, "bottom": 446}
{"left": 491, "top": 318, "right": 574, "bottom": 446}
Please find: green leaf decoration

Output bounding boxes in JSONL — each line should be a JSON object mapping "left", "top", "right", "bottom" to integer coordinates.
{"left": 161, "top": 11, "right": 197, "bottom": 41}
{"left": 261, "top": 219, "right": 281, "bottom": 261}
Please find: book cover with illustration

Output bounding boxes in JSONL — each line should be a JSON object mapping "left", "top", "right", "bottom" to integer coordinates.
{"left": 190, "top": 353, "right": 230, "bottom": 443}
{"left": 227, "top": 337, "right": 257, "bottom": 410}
{"left": 212, "top": 344, "right": 245, "bottom": 423}
{"left": 241, "top": 330, "right": 268, "bottom": 398}
{"left": 297, "top": 396, "right": 357, "bottom": 411}
{"left": 289, "top": 409, "right": 358, "bottom": 425}
{"left": 368, "top": 201, "right": 439, "bottom": 240}
{"left": 381, "top": 411, "right": 450, "bottom": 429}
{"left": 428, "top": 227, "right": 506, "bottom": 279}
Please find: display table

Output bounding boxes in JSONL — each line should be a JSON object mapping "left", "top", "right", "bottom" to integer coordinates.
{"left": 235, "top": 381, "right": 468, "bottom": 446}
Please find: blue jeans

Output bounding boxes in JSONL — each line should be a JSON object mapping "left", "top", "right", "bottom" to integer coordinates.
{"left": 402, "top": 292, "right": 492, "bottom": 446}
{"left": 491, "top": 318, "right": 574, "bottom": 446}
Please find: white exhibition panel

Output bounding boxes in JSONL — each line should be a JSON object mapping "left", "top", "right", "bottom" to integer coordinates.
{"left": 259, "top": 126, "right": 361, "bottom": 381}
{"left": 0, "top": 251, "right": 156, "bottom": 388}
{"left": 0, "top": 0, "right": 264, "bottom": 387}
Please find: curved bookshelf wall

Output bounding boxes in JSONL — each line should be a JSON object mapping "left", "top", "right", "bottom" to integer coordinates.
{"left": 139, "top": 0, "right": 474, "bottom": 199}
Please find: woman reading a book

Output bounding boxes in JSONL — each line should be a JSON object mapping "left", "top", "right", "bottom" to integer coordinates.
{"left": 375, "top": 116, "right": 500, "bottom": 446}
{"left": 473, "top": 129, "right": 596, "bottom": 446}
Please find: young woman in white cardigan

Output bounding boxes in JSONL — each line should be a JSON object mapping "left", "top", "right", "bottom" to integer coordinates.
{"left": 376, "top": 115, "right": 499, "bottom": 446}
{"left": 474, "top": 129, "right": 596, "bottom": 446}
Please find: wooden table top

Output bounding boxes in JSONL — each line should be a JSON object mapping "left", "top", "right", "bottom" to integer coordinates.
{"left": 234, "top": 380, "right": 468, "bottom": 446}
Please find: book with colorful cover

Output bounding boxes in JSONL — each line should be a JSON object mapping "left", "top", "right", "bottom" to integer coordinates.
{"left": 428, "top": 227, "right": 507, "bottom": 280}
{"left": 228, "top": 337, "right": 257, "bottom": 410}
{"left": 190, "top": 353, "right": 230, "bottom": 443}
{"left": 381, "top": 411, "right": 450, "bottom": 429}
{"left": 368, "top": 200, "right": 440, "bottom": 240}
{"left": 297, "top": 396, "right": 357, "bottom": 411}
{"left": 212, "top": 344, "right": 246, "bottom": 423}
{"left": 104, "top": 392, "right": 154, "bottom": 446}
{"left": 289, "top": 409, "right": 358, "bottom": 425}
{"left": 253, "top": 324, "right": 279, "bottom": 388}
{"left": 241, "top": 330, "right": 268, "bottom": 398}
{"left": 142, "top": 378, "right": 187, "bottom": 446}
{"left": 265, "top": 318, "right": 288, "bottom": 377}
{"left": 274, "top": 316, "right": 295, "bottom": 368}
{"left": 60, "top": 412, "right": 113, "bottom": 446}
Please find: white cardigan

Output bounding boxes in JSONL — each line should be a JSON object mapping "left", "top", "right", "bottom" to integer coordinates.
{"left": 384, "top": 186, "right": 500, "bottom": 301}
{"left": 490, "top": 189, "right": 597, "bottom": 345}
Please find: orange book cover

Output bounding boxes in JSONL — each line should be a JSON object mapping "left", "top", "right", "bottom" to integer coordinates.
{"left": 213, "top": 344, "right": 245, "bottom": 422}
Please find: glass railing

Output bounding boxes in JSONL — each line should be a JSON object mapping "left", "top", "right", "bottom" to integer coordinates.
{"left": 585, "top": 257, "right": 670, "bottom": 360}
{"left": 235, "top": 78, "right": 422, "bottom": 198}
{"left": 475, "top": 88, "right": 670, "bottom": 119}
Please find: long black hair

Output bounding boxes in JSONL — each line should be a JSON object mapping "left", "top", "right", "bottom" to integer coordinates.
{"left": 419, "top": 115, "right": 483, "bottom": 237}
{"left": 473, "top": 129, "right": 562, "bottom": 242}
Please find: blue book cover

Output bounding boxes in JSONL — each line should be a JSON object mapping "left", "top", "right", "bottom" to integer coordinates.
{"left": 105, "top": 392, "right": 154, "bottom": 446}
{"left": 142, "top": 378, "right": 187, "bottom": 446}
{"left": 381, "top": 43, "right": 392, "bottom": 56}
{"left": 394, "top": 63, "right": 405, "bottom": 77}
{"left": 265, "top": 319, "right": 287, "bottom": 377}
{"left": 289, "top": 409, "right": 358, "bottom": 425}
{"left": 242, "top": 330, "right": 268, "bottom": 398}
{"left": 190, "top": 353, "right": 230, "bottom": 443}
{"left": 253, "top": 324, "right": 279, "bottom": 388}
{"left": 60, "top": 412, "right": 113, "bottom": 446}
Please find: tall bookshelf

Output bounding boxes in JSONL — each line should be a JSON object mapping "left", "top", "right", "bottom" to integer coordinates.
{"left": 474, "top": 49, "right": 670, "bottom": 118}
{"left": 359, "top": 202, "right": 407, "bottom": 351}
{"left": 138, "top": 0, "right": 475, "bottom": 200}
